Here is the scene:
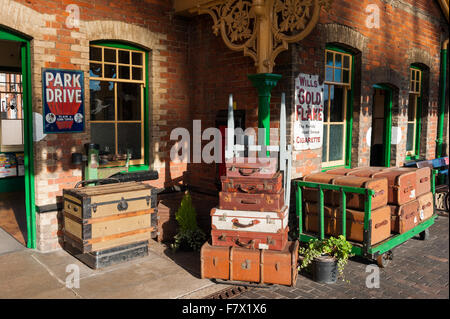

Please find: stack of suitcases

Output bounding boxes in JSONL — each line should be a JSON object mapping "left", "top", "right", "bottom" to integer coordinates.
{"left": 301, "top": 165, "right": 434, "bottom": 245}
{"left": 200, "top": 157, "right": 298, "bottom": 287}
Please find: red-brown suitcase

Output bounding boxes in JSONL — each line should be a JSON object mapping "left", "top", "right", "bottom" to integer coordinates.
{"left": 332, "top": 176, "right": 388, "bottom": 210}
{"left": 225, "top": 157, "right": 278, "bottom": 178}
{"left": 304, "top": 202, "right": 337, "bottom": 236}
{"left": 417, "top": 192, "right": 434, "bottom": 221}
{"left": 335, "top": 206, "right": 391, "bottom": 245}
{"left": 201, "top": 241, "right": 299, "bottom": 286}
{"left": 200, "top": 242, "right": 230, "bottom": 280}
{"left": 220, "top": 171, "right": 283, "bottom": 194}
{"left": 389, "top": 200, "right": 420, "bottom": 233}
{"left": 219, "top": 189, "right": 284, "bottom": 212}
{"left": 302, "top": 173, "right": 341, "bottom": 205}
{"left": 211, "top": 227, "right": 289, "bottom": 251}
{"left": 372, "top": 170, "right": 417, "bottom": 205}
{"left": 347, "top": 167, "right": 386, "bottom": 177}
{"left": 385, "top": 167, "right": 431, "bottom": 197}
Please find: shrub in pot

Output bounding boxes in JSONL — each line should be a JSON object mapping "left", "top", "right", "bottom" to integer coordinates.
{"left": 298, "top": 235, "right": 353, "bottom": 283}
{"left": 171, "top": 191, "right": 206, "bottom": 252}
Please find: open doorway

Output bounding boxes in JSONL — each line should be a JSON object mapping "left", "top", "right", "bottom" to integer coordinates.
{"left": 0, "top": 38, "right": 27, "bottom": 251}
{"left": 370, "top": 85, "right": 392, "bottom": 167}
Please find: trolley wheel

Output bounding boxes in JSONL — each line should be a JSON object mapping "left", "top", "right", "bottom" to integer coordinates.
{"left": 419, "top": 228, "right": 430, "bottom": 241}
{"left": 376, "top": 250, "right": 393, "bottom": 268}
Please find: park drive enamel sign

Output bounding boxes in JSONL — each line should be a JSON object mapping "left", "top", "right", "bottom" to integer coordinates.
{"left": 293, "top": 73, "right": 324, "bottom": 151}
{"left": 42, "top": 68, "right": 84, "bottom": 133}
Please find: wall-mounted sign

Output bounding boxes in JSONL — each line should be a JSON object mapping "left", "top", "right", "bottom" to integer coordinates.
{"left": 293, "top": 73, "right": 324, "bottom": 151}
{"left": 42, "top": 69, "right": 84, "bottom": 134}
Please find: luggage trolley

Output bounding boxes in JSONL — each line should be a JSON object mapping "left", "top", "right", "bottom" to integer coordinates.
{"left": 295, "top": 170, "right": 439, "bottom": 267}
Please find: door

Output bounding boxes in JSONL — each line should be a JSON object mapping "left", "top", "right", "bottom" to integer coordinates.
{"left": 370, "top": 86, "right": 392, "bottom": 167}
{"left": 0, "top": 28, "right": 35, "bottom": 249}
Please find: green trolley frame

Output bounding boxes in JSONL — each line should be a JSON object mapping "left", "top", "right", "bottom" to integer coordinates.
{"left": 295, "top": 170, "right": 439, "bottom": 267}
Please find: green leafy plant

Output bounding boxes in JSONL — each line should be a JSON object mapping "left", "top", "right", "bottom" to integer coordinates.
{"left": 171, "top": 191, "right": 206, "bottom": 252}
{"left": 298, "top": 235, "right": 353, "bottom": 281}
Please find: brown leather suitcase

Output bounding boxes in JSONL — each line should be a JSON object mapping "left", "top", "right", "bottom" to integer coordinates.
{"left": 260, "top": 241, "right": 299, "bottom": 286}
{"left": 200, "top": 242, "right": 230, "bottom": 280}
{"left": 219, "top": 189, "right": 284, "bottom": 212}
{"left": 221, "top": 171, "right": 283, "bottom": 194}
{"left": 304, "top": 202, "right": 337, "bottom": 236}
{"left": 211, "top": 227, "right": 289, "bottom": 251}
{"left": 325, "top": 168, "right": 360, "bottom": 175}
{"left": 417, "top": 192, "right": 434, "bottom": 221}
{"left": 302, "top": 173, "right": 341, "bottom": 205}
{"left": 335, "top": 206, "right": 391, "bottom": 245}
{"left": 385, "top": 167, "right": 431, "bottom": 197}
{"left": 372, "top": 170, "right": 417, "bottom": 205}
{"left": 389, "top": 200, "right": 420, "bottom": 233}
{"left": 225, "top": 157, "right": 278, "bottom": 178}
{"left": 347, "top": 167, "right": 386, "bottom": 177}
{"left": 332, "top": 176, "right": 388, "bottom": 210}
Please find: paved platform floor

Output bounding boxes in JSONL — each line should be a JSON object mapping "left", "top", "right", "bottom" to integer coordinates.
{"left": 0, "top": 216, "right": 448, "bottom": 299}
{"left": 234, "top": 215, "right": 449, "bottom": 299}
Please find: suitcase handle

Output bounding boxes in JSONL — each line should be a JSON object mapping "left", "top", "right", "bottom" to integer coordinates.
{"left": 419, "top": 177, "right": 429, "bottom": 183}
{"left": 422, "top": 202, "right": 432, "bottom": 209}
{"left": 238, "top": 168, "right": 261, "bottom": 176}
{"left": 237, "top": 185, "right": 256, "bottom": 193}
{"left": 234, "top": 238, "right": 255, "bottom": 248}
{"left": 240, "top": 199, "right": 259, "bottom": 205}
{"left": 231, "top": 218, "right": 260, "bottom": 228}
{"left": 373, "top": 190, "right": 385, "bottom": 198}
{"left": 375, "top": 220, "right": 388, "bottom": 229}
{"left": 403, "top": 186, "right": 414, "bottom": 193}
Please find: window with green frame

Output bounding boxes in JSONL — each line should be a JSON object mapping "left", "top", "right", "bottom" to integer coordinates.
{"left": 89, "top": 42, "right": 149, "bottom": 168}
{"left": 322, "top": 47, "right": 354, "bottom": 169}
{"left": 406, "top": 66, "right": 422, "bottom": 159}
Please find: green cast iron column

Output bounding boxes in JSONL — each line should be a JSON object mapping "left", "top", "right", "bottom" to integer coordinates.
{"left": 437, "top": 47, "right": 447, "bottom": 158}
{"left": 248, "top": 73, "right": 282, "bottom": 152}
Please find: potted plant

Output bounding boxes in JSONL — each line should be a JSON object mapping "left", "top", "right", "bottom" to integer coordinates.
{"left": 171, "top": 191, "right": 207, "bottom": 252}
{"left": 298, "top": 235, "right": 353, "bottom": 283}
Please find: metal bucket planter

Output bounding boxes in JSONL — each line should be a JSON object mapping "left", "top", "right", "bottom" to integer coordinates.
{"left": 312, "top": 255, "right": 337, "bottom": 284}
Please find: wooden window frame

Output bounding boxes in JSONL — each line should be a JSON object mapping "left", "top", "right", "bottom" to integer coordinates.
{"left": 322, "top": 49, "right": 353, "bottom": 169}
{"left": 89, "top": 43, "right": 148, "bottom": 168}
{"left": 406, "top": 66, "right": 422, "bottom": 159}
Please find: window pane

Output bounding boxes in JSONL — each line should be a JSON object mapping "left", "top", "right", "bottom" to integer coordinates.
{"left": 118, "top": 123, "right": 142, "bottom": 159}
{"left": 325, "top": 67, "right": 333, "bottom": 82}
{"left": 91, "top": 123, "right": 116, "bottom": 155}
{"left": 343, "top": 55, "right": 350, "bottom": 68}
{"left": 132, "top": 67, "right": 143, "bottom": 81}
{"left": 118, "top": 50, "right": 130, "bottom": 64}
{"left": 89, "top": 63, "right": 102, "bottom": 78}
{"left": 329, "top": 124, "right": 344, "bottom": 162}
{"left": 104, "top": 48, "right": 116, "bottom": 63}
{"left": 90, "top": 47, "right": 102, "bottom": 61}
{"left": 330, "top": 86, "right": 345, "bottom": 122}
{"left": 119, "top": 65, "right": 130, "bottom": 80}
{"left": 326, "top": 52, "right": 333, "bottom": 66}
{"left": 334, "top": 54, "right": 342, "bottom": 68}
{"left": 132, "top": 52, "right": 143, "bottom": 66}
{"left": 408, "top": 94, "right": 416, "bottom": 121}
{"left": 322, "top": 124, "right": 328, "bottom": 162}
{"left": 406, "top": 123, "right": 415, "bottom": 152}
{"left": 104, "top": 64, "right": 117, "bottom": 79}
{"left": 90, "top": 80, "right": 115, "bottom": 121}
{"left": 343, "top": 70, "right": 349, "bottom": 84}
{"left": 415, "top": 81, "right": 420, "bottom": 93}
{"left": 117, "top": 83, "right": 141, "bottom": 121}
{"left": 334, "top": 68, "right": 342, "bottom": 83}
{"left": 411, "top": 70, "right": 416, "bottom": 81}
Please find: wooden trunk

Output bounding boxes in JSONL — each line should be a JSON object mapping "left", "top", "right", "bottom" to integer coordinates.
{"left": 219, "top": 189, "right": 284, "bottom": 212}
{"left": 225, "top": 157, "right": 278, "bottom": 179}
{"left": 211, "top": 227, "right": 289, "bottom": 251}
{"left": 417, "top": 192, "right": 434, "bottom": 221}
{"left": 389, "top": 200, "right": 420, "bottom": 233}
{"left": 332, "top": 176, "right": 388, "bottom": 210}
{"left": 347, "top": 167, "right": 386, "bottom": 178}
{"left": 63, "top": 182, "right": 157, "bottom": 253}
{"left": 302, "top": 173, "right": 340, "bottom": 205}
{"left": 221, "top": 171, "right": 283, "bottom": 194}
{"left": 385, "top": 167, "right": 431, "bottom": 197}
{"left": 201, "top": 241, "right": 298, "bottom": 287}
{"left": 211, "top": 206, "right": 288, "bottom": 234}
{"left": 372, "top": 170, "right": 417, "bottom": 205}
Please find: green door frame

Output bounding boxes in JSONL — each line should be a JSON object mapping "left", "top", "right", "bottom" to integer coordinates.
{"left": 373, "top": 84, "right": 393, "bottom": 167}
{"left": 0, "top": 28, "right": 36, "bottom": 249}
